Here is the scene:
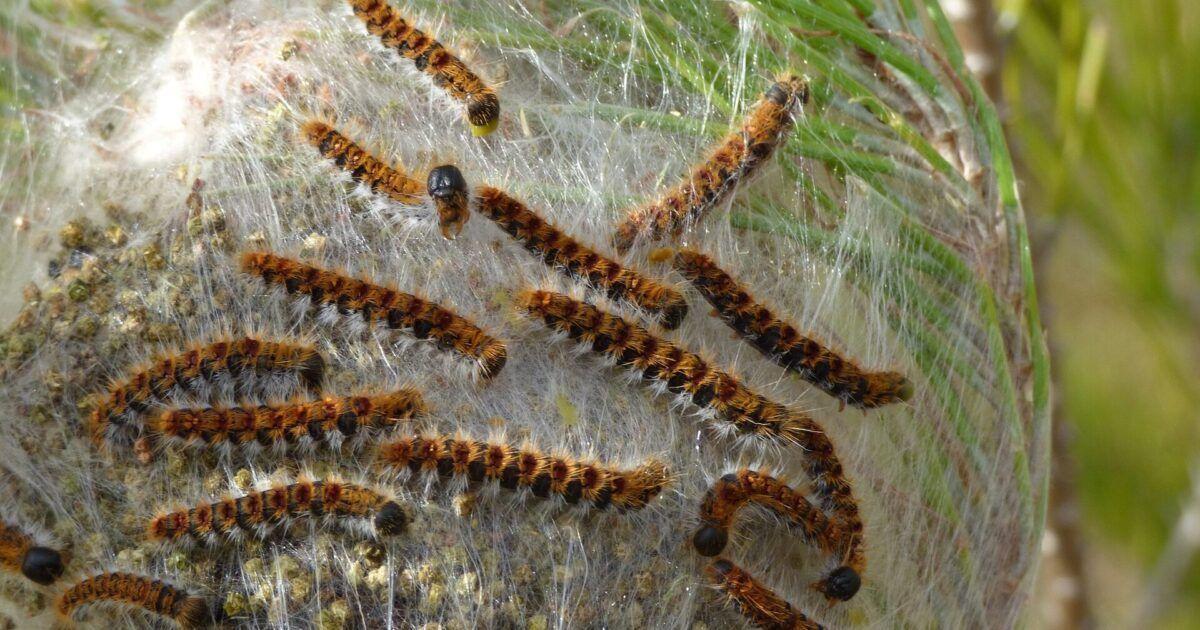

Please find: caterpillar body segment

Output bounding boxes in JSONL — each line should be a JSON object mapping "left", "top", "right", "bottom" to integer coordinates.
{"left": 377, "top": 433, "right": 670, "bottom": 513}
{"left": 57, "top": 572, "right": 214, "bottom": 628}
{"left": 707, "top": 560, "right": 824, "bottom": 630}
{"left": 240, "top": 252, "right": 507, "bottom": 380}
{"left": 477, "top": 186, "right": 689, "bottom": 329}
{"left": 674, "top": 249, "right": 912, "bottom": 409}
{"left": 613, "top": 75, "right": 809, "bottom": 253}
{"left": 346, "top": 0, "right": 500, "bottom": 136}
{"left": 90, "top": 338, "right": 325, "bottom": 446}
{"left": 147, "top": 479, "right": 408, "bottom": 545}
{"left": 302, "top": 120, "right": 425, "bottom": 205}
{"left": 148, "top": 389, "right": 427, "bottom": 455}
{"left": 515, "top": 290, "right": 811, "bottom": 445}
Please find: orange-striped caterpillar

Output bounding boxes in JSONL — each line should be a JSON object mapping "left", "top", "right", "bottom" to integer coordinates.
{"left": 376, "top": 432, "right": 670, "bottom": 512}
{"left": 427, "top": 164, "right": 471, "bottom": 239}
{"left": 147, "top": 479, "right": 408, "bottom": 546}
{"left": 0, "top": 519, "right": 64, "bottom": 585}
{"left": 706, "top": 559, "right": 823, "bottom": 630}
{"left": 240, "top": 252, "right": 507, "bottom": 380}
{"left": 674, "top": 250, "right": 912, "bottom": 409}
{"left": 346, "top": 0, "right": 501, "bottom": 136}
{"left": 57, "top": 572, "right": 214, "bottom": 628}
{"left": 694, "top": 470, "right": 862, "bottom": 601}
{"left": 612, "top": 76, "right": 809, "bottom": 253}
{"left": 475, "top": 185, "right": 689, "bottom": 329}
{"left": 515, "top": 290, "right": 813, "bottom": 446}
{"left": 147, "top": 389, "right": 427, "bottom": 456}
{"left": 90, "top": 338, "right": 326, "bottom": 445}
{"left": 302, "top": 120, "right": 425, "bottom": 206}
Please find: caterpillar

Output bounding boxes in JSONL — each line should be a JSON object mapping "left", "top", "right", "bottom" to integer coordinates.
{"left": 475, "top": 185, "right": 689, "bottom": 329}
{"left": 302, "top": 120, "right": 425, "bottom": 206}
{"left": 345, "top": 0, "right": 501, "bottom": 136}
{"left": 240, "top": 252, "right": 507, "bottom": 380}
{"left": 147, "top": 389, "right": 427, "bottom": 455}
{"left": 693, "top": 470, "right": 862, "bottom": 601}
{"left": 515, "top": 289, "right": 812, "bottom": 445}
{"left": 427, "top": 164, "right": 471, "bottom": 239}
{"left": 90, "top": 338, "right": 326, "bottom": 445}
{"left": 147, "top": 479, "right": 408, "bottom": 546}
{"left": 57, "top": 572, "right": 213, "bottom": 628}
{"left": 376, "top": 432, "right": 670, "bottom": 512}
{"left": 706, "top": 559, "right": 823, "bottom": 630}
{"left": 674, "top": 249, "right": 913, "bottom": 409}
{"left": 517, "top": 291, "right": 863, "bottom": 568}
{"left": 0, "top": 519, "right": 65, "bottom": 585}
{"left": 612, "top": 75, "right": 809, "bottom": 253}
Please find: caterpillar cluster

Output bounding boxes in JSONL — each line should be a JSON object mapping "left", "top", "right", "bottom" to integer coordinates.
{"left": 376, "top": 432, "right": 670, "bottom": 512}
{"left": 147, "top": 389, "right": 427, "bottom": 455}
{"left": 0, "top": 519, "right": 65, "bottom": 586}
{"left": 57, "top": 572, "right": 214, "bottom": 629}
{"left": 516, "top": 289, "right": 813, "bottom": 445}
{"left": 240, "top": 252, "right": 507, "bottom": 380}
{"left": 674, "top": 250, "right": 913, "bottom": 409}
{"left": 693, "top": 470, "right": 862, "bottom": 601}
{"left": 90, "top": 338, "right": 326, "bottom": 446}
{"left": 147, "top": 479, "right": 408, "bottom": 546}
{"left": 345, "top": 0, "right": 501, "bottom": 136}
{"left": 302, "top": 120, "right": 425, "bottom": 206}
{"left": 613, "top": 76, "right": 809, "bottom": 253}
{"left": 474, "top": 185, "right": 689, "bottom": 329}
{"left": 706, "top": 559, "right": 824, "bottom": 630}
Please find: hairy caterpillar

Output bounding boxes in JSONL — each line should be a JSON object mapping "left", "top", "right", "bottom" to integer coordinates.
{"left": 707, "top": 559, "right": 823, "bottom": 630}
{"left": 0, "top": 519, "right": 64, "bottom": 585}
{"left": 57, "top": 572, "right": 213, "bottom": 628}
{"left": 427, "top": 164, "right": 471, "bottom": 239}
{"left": 377, "top": 432, "right": 670, "bottom": 512}
{"left": 240, "top": 252, "right": 507, "bottom": 380}
{"left": 147, "top": 479, "right": 408, "bottom": 545}
{"left": 345, "top": 0, "right": 501, "bottom": 136}
{"left": 90, "top": 338, "right": 326, "bottom": 445}
{"left": 673, "top": 250, "right": 913, "bottom": 409}
{"left": 693, "top": 470, "right": 862, "bottom": 601}
{"left": 302, "top": 120, "right": 425, "bottom": 206}
{"left": 516, "top": 289, "right": 812, "bottom": 445}
{"left": 476, "top": 186, "right": 689, "bottom": 329}
{"left": 517, "top": 290, "right": 863, "bottom": 568}
{"left": 612, "top": 76, "right": 809, "bottom": 253}
{"left": 147, "top": 389, "right": 427, "bottom": 455}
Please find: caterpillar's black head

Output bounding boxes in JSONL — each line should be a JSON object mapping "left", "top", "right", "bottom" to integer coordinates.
{"left": 21, "top": 546, "right": 65, "bottom": 585}
{"left": 374, "top": 501, "right": 409, "bottom": 536}
{"left": 427, "top": 165, "right": 469, "bottom": 200}
{"left": 820, "top": 565, "right": 861, "bottom": 601}
{"left": 692, "top": 526, "right": 729, "bottom": 557}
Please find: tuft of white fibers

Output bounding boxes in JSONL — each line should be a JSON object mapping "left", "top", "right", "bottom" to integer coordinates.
{"left": 0, "top": 0, "right": 1050, "bottom": 628}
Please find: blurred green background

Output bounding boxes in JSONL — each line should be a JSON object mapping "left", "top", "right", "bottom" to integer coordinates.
{"left": 997, "top": 0, "right": 1200, "bottom": 627}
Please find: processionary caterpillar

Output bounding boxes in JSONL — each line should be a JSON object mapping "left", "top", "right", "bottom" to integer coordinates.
{"left": 475, "top": 185, "right": 689, "bottom": 329}
{"left": 0, "top": 519, "right": 64, "bottom": 585}
{"left": 707, "top": 559, "right": 824, "bottom": 630}
{"left": 240, "top": 252, "right": 507, "bottom": 380}
{"left": 302, "top": 120, "right": 425, "bottom": 206}
{"left": 377, "top": 432, "right": 670, "bottom": 512}
{"left": 57, "top": 572, "right": 213, "bottom": 628}
{"left": 693, "top": 470, "right": 862, "bottom": 601}
{"left": 147, "top": 389, "right": 427, "bottom": 455}
{"left": 147, "top": 479, "right": 408, "bottom": 545}
{"left": 674, "top": 249, "right": 912, "bottom": 409}
{"left": 90, "top": 338, "right": 326, "bottom": 445}
{"left": 427, "top": 164, "right": 471, "bottom": 239}
{"left": 516, "top": 289, "right": 811, "bottom": 445}
{"left": 613, "top": 76, "right": 809, "bottom": 253}
{"left": 346, "top": 0, "right": 501, "bottom": 136}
